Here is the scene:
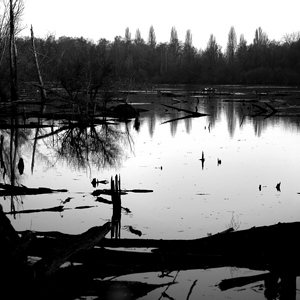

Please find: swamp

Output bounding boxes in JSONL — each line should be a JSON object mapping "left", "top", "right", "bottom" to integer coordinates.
{"left": 1, "top": 83, "right": 300, "bottom": 299}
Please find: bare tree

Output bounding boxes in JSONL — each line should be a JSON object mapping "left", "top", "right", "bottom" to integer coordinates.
{"left": 282, "top": 32, "right": 300, "bottom": 45}
{"left": 7, "top": 0, "right": 24, "bottom": 101}
{"left": 0, "top": 2, "right": 9, "bottom": 67}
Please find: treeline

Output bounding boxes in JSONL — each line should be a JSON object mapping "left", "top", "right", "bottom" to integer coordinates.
{"left": 1, "top": 21, "right": 300, "bottom": 101}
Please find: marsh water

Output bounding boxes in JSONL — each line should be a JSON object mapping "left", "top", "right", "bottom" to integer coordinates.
{"left": 1, "top": 85, "right": 300, "bottom": 299}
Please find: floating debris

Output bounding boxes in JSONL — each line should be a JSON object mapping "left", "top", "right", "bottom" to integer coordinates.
{"left": 91, "top": 178, "right": 109, "bottom": 188}
{"left": 128, "top": 225, "right": 142, "bottom": 237}
{"left": 17, "top": 157, "right": 24, "bottom": 175}
{"left": 276, "top": 182, "right": 281, "bottom": 192}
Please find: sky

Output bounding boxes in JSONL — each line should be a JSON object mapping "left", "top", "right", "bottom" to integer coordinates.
{"left": 1, "top": 0, "right": 300, "bottom": 51}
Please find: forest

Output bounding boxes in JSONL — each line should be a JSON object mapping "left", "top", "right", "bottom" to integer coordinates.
{"left": 1, "top": 1, "right": 300, "bottom": 102}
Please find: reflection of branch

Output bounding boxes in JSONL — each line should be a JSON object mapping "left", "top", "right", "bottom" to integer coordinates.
{"left": 217, "top": 272, "right": 270, "bottom": 291}
{"left": 31, "top": 126, "right": 39, "bottom": 174}
{"left": 161, "top": 104, "right": 209, "bottom": 116}
{"left": 251, "top": 102, "right": 278, "bottom": 119}
{"left": 186, "top": 279, "right": 198, "bottom": 300}
{"left": 161, "top": 104, "right": 209, "bottom": 124}
{"left": 159, "top": 271, "right": 179, "bottom": 300}
{"left": 161, "top": 114, "right": 198, "bottom": 125}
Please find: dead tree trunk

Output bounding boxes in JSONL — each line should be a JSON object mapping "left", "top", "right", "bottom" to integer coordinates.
{"left": 111, "top": 174, "right": 121, "bottom": 238}
{"left": 9, "top": 0, "right": 18, "bottom": 101}
{"left": 30, "top": 25, "right": 47, "bottom": 101}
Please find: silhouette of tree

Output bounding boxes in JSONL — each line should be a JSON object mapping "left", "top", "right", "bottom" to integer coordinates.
{"left": 125, "top": 27, "right": 131, "bottom": 44}
{"left": 226, "top": 26, "right": 237, "bottom": 62}
{"left": 134, "top": 28, "right": 143, "bottom": 44}
{"left": 147, "top": 25, "right": 156, "bottom": 50}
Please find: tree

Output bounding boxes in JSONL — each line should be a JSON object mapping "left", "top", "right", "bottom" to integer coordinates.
{"left": 134, "top": 28, "right": 143, "bottom": 44}
{"left": 184, "top": 29, "right": 192, "bottom": 48}
{"left": 253, "top": 27, "right": 268, "bottom": 46}
{"left": 125, "top": 27, "right": 131, "bottom": 43}
{"left": 205, "top": 34, "right": 221, "bottom": 68}
{"left": 203, "top": 34, "right": 222, "bottom": 83}
{"left": 170, "top": 26, "right": 179, "bottom": 45}
{"left": 8, "top": 0, "right": 24, "bottom": 101}
{"left": 281, "top": 32, "right": 300, "bottom": 45}
{"left": 236, "top": 34, "right": 248, "bottom": 72}
{"left": 182, "top": 29, "right": 196, "bottom": 83}
{"left": 226, "top": 26, "right": 237, "bottom": 62}
{"left": 147, "top": 25, "right": 156, "bottom": 49}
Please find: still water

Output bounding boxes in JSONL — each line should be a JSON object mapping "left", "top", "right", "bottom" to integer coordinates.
{"left": 2, "top": 86, "right": 300, "bottom": 298}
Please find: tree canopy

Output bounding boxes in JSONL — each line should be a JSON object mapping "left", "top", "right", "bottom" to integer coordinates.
{"left": 1, "top": 15, "right": 300, "bottom": 103}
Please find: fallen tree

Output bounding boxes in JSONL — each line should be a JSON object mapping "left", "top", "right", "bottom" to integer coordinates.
{"left": 2, "top": 199, "right": 300, "bottom": 298}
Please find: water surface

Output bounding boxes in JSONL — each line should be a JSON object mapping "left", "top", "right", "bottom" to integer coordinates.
{"left": 1, "top": 85, "right": 300, "bottom": 299}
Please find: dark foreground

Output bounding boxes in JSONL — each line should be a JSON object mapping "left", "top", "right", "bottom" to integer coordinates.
{"left": 1, "top": 201, "right": 299, "bottom": 299}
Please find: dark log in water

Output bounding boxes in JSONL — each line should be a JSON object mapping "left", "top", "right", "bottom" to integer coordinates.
{"left": 21, "top": 222, "right": 300, "bottom": 277}
{"left": 33, "top": 222, "right": 112, "bottom": 278}
{"left": 0, "top": 183, "right": 68, "bottom": 196}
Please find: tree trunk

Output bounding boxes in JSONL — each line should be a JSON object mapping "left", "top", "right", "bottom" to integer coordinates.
{"left": 30, "top": 25, "right": 47, "bottom": 101}
{"left": 9, "top": 0, "right": 18, "bottom": 101}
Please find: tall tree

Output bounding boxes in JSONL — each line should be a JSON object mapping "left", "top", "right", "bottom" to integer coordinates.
{"left": 125, "top": 27, "right": 131, "bottom": 43}
{"left": 9, "top": 0, "right": 24, "bottom": 101}
{"left": 204, "top": 34, "right": 222, "bottom": 83}
{"left": 226, "top": 26, "right": 237, "bottom": 62}
{"left": 253, "top": 27, "right": 268, "bottom": 46}
{"left": 184, "top": 29, "right": 192, "bottom": 48}
{"left": 236, "top": 34, "right": 248, "bottom": 71}
{"left": 170, "top": 26, "right": 179, "bottom": 45}
{"left": 147, "top": 25, "right": 156, "bottom": 49}
{"left": 168, "top": 27, "right": 181, "bottom": 81}
{"left": 182, "top": 30, "right": 195, "bottom": 83}
{"left": 134, "top": 28, "right": 143, "bottom": 44}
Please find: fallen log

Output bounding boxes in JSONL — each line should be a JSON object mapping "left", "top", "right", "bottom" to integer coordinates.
{"left": 21, "top": 222, "right": 300, "bottom": 279}
{"left": 33, "top": 222, "right": 112, "bottom": 278}
{"left": 92, "top": 188, "right": 153, "bottom": 196}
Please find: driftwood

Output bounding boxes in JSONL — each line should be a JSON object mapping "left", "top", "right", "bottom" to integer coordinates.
{"left": 22, "top": 222, "right": 300, "bottom": 278}
{"left": 92, "top": 188, "right": 153, "bottom": 196}
{"left": 33, "top": 222, "right": 112, "bottom": 278}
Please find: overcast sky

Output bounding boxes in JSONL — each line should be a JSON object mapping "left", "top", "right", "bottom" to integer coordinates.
{"left": 2, "top": 0, "right": 300, "bottom": 50}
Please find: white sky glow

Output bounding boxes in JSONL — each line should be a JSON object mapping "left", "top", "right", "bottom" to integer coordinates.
{"left": 2, "top": 0, "right": 300, "bottom": 51}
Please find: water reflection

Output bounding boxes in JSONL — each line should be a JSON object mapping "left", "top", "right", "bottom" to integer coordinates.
{"left": 39, "top": 122, "right": 129, "bottom": 171}
{"left": 1, "top": 85, "right": 300, "bottom": 299}
{"left": 0, "top": 117, "right": 29, "bottom": 213}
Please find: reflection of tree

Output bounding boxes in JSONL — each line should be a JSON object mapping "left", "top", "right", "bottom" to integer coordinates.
{"left": 225, "top": 101, "right": 237, "bottom": 138}
{"left": 41, "top": 122, "right": 132, "bottom": 171}
{"left": 0, "top": 117, "right": 31, "bottom": 213}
